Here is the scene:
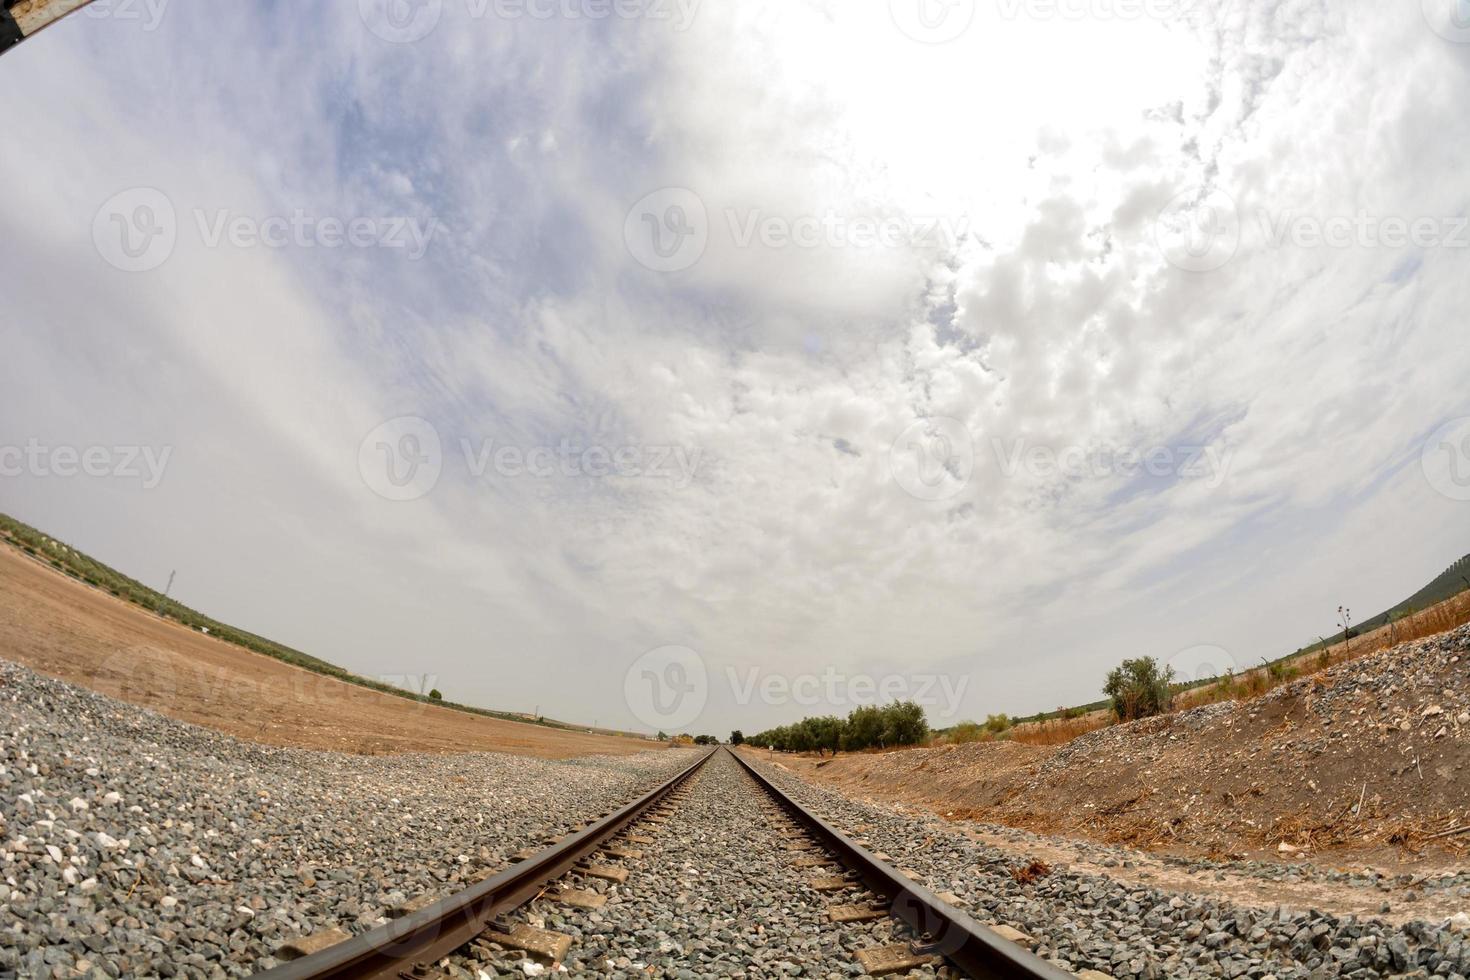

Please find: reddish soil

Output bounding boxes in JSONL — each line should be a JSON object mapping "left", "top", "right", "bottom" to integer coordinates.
{"left": 0, "top": 542, "right": 658, "bottom": 758}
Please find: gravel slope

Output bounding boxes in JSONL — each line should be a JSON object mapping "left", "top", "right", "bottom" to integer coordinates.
{"left": 776, "top": 626, "right": 1470, "bottom": 866}
{"left": 741, "top": 751, "right": 1470, "bottom": 979}
{"left": 0, "top": 658, "right": 698, "bottom": 978}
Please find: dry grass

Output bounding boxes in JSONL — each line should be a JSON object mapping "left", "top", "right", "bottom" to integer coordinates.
{"left": 1008, "top": 859, "right": 1053, "bottom": 884}
{"left": 1008, "top": 712, "right": 1110, "bottom": 746}
{"left": 1175, "top": 589, "right": 1470, "bottom": 712}
{"left": 997, "top": 590, "right": 1470, "bottom": 753}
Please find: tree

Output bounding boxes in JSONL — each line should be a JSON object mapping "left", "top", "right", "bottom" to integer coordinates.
{"left": 729, "top": 730, "right": 745, "bottom": 745}
{"left": 882, "top": 701, "right": 928, "bottom": 746}
{"left": 656, "top": 731, "right": 669, "bottom": 742}
{"left": 1103, "top": 657, "right": 1174, "bottom": 721}
{"left": 804, "top": 715, "right": 845, "bottom": 756}
{"left": 844, "top": 704, "right": 886, "bottom": 750}
{"left": 429, "top": 689, "right": 443, "bottom": 701}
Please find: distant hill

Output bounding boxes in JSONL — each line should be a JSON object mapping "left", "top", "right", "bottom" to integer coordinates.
{"left": 1007, "top": 550, "right": 1470, "bottom": 727}
{"left": 1355, "top": 554, "right": 1470, "bottom": 633}
{"left": 0, "top": 511, "right": 647, "bottom": 740}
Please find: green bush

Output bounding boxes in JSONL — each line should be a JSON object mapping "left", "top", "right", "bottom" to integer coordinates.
{"left": 729, "top": 730, "right": 744, "bottom": 745}
{"left": 1103, "top": 657, "right": 1174, "bottom": 721}
{"left": 946, "top": 721, "right": 986, "bottom": 743}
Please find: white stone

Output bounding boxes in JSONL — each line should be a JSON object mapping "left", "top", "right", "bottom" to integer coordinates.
{"left": 44, "top": 844, "right": 63, "bottom": 864}
{"left": 95, "top": 832, "right": 121, "bottom": 850}
{"left": 102, "top": 792, "right": 122, "bottom": 805}
{"left": 1277, "top": 842, "right": 1300, "bottom": 854}
{"left": 69, "top": 798, "right": 88, "bottom": 813}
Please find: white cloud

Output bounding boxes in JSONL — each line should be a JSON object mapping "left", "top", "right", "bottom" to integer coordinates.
{"left": 1, "top": 0, "right": 1467, "bottom": 736}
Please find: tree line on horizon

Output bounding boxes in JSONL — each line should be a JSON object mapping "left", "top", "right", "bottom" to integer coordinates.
{"left": 744, "top": 701, "right": 927, "bottom": 754}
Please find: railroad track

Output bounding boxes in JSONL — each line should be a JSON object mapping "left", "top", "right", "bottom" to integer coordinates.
{"left": 253, "top": 747, "right": 1072, "bottom": 979}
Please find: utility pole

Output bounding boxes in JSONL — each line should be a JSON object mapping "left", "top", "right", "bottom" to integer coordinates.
{"left": 158, "top": 570, "right": 176, "bottom": 616}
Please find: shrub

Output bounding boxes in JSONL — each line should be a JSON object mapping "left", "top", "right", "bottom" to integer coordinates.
{"left": 947, "top": 721, "right": 987, "bottom": 743}
{"left": 429, "top": 689, "right": 443, "bottom": 701}
{"left": 984, "top": 713, "right": 1011, "bottom": 734}
{"left": 729, "top": 730, "right": 744, "bottom": 745}
{"left": 1103, "top": 657, "right": 1174, "bottom": 721}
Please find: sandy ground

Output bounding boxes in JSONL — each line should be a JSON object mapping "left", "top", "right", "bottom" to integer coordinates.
{"left": 0, "top": 542, "right": 657, "bottom": 758}
{"left": 749, "top": 749, "right": 1469, "bottom": 927}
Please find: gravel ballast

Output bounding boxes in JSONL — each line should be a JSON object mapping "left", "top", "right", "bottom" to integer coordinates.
{"left": 742, "top": 752, "right": 1470, "bottom": 979}
{"left": 0, "top": 658, "right": 698, "bottom": 978}
{"left": 464, "top": 748, "right": 945, "bottom": 979}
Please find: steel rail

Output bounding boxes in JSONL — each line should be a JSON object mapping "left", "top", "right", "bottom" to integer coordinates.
{"left": 251, "top": 748, "right": 717, "bottom": 980}
{"left": 730, "top": 748, "right": 1075, "bottom": 980}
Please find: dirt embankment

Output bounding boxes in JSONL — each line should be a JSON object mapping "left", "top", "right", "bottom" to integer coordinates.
{"left": 0, "top": 542, "right": 656, "bottom": 758}
{"left": 761, "top": 626, "right": 1470, "bottom": 871}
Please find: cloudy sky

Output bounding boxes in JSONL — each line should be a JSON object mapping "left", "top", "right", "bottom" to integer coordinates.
{"left": 2, "top": 0, "right": 1469, "bottom": 736}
